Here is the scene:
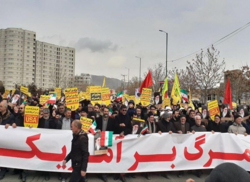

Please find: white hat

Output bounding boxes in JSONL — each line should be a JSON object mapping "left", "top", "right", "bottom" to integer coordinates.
{"left": 165, "top": 106, "right": 171, "bottom": 110}
{"left": 168, "top": 111, "right": 173, "bottom": 114}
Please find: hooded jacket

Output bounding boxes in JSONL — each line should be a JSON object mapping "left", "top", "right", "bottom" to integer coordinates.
{"left": 65, "top": 130, "right": 89, "bottom": 171}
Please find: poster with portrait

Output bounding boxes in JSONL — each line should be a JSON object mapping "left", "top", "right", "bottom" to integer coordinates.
{"left": 154, "top": 92, "right": 162, "bottom": 105}
{"left": 131, "top": 118, "right": 146, "bottom": 134}
{"left": 94, "top": 132, "right": 108, "bottom": 155}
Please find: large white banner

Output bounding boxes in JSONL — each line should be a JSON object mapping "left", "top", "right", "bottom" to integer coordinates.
{"left": 0, "top": 126, "right": 250, "bottom": 173}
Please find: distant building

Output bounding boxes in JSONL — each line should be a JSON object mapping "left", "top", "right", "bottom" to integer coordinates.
{"left": 0, "top": 28, "right": 75, "bottom": 89}
{"left": 35, "top": 41, "right": 75, "bottom": 89}
{"left": 0, "top": 28, "right": 36, "bottom": 89}
{"left": 75, "top": 73, "right": 91, "bottom": 87}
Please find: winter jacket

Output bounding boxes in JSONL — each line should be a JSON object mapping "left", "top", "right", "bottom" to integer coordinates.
{"left": 0, "top": 110, "right": 15, "bottom": 125}
{"left": 65, "top": 130, "right": 89, "bottom": 171}
{"left": 228, "top": 122, "right": 246, "bottom": 134}
{"left": 114, "top": 113, "right": 132, "bottom": 135}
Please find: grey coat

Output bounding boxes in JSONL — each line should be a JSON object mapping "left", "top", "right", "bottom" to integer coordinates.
{"left": 228, "top": 122, "right": 246, "bottom": 134}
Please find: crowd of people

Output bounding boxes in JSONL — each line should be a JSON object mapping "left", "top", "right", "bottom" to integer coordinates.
{"left": 0, "top": 92, "right": 250, "bottom": 182}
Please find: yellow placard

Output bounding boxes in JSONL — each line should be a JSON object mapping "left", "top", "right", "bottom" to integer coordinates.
{"left": 232, "top": 102, "right": 237, "bottom": 109}
{"left": 80, "top": 117, "right": 93, "bottom": 132}
{"left": 3, "top": 90, "right": 10, "bottom": 99}
{"left": 140, "top": 88, "right": 152, "bottom": 107}
{"left": 101, "top": 87, "right": 110, "bottom": 106}
{"left": 198, "top": 107, "right": 202, "bottom": 113}
{"left": 79, "top": 92, "right": 87, "bottom": 102}
{"left": 55, "top": 88, "right": 61, "bottom": 99}
{"left": 64, "top": 87, "right": 79, "bottom": 111}
{"left": 89, "top": 86, "right": 102, "bottom": 105}
{"left": 24, "top": 106, "right": 39, "bottom": 128}
{"left": 208, "top": 100, "right": 220, "bottom": 121}
{"left": 20, "top": 86, "right": 31, "bottom": 97}
{"left": 40, "top": 95, "right": 50, "bottom": 105}
{"left": 162, "top": 98, "right": 171, "bottom": 108}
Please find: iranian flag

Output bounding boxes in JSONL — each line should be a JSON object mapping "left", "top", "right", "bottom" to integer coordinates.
{"left": 181, "top": 89, "right": 188, "bottom": 102}
{"left": 47, "top": 93, "right": 57, "bottom": 104}
{"left": 100, "top": 131, "right": 113, "bottom": 147}
{"left": 89, "top": 120, "right": 97, "bottom": 135}
{"left": 139, "top": 125, "right": 148, "bottom": 136}
{"left": 116, "top": 91, "right": 123, "bottom": 101}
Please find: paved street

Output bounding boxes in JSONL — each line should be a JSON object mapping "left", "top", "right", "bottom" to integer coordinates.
{"left": 1, "top": 169, "right": 210, "bottom": 182}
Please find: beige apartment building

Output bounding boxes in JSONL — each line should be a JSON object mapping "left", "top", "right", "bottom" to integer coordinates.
{"left": 35, "top": 41, "right": 75, "bottom": 89}
{"left": 0, "top": 28, "right": 75, "bottom": 89}
{"left": 0, "top": 28, "right": 36, "bottom": 89}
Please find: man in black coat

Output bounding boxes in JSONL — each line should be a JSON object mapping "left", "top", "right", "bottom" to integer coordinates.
{"left": 113, "top": 105, "right": 131, "bottom": 182}
{"left": 63, "top": 120, "right": 89, "bottom": 182}
{"left": 187, "top": 110, "right": 196, "bottom": 128}
{"left": 170, "top": 110, "right": 180, "bottom": 123}
{"left": 114, "top": 105, "right": 132, "bottom": 136}
{"left": 14, "top": 104, "right": 25, "bottom": 127}
{"left": 208, "top": 114, "right": 228, "bottom": 133}
{"left": 0, "top": 100, "right": 15, "bottom": 126}
{"left": 38, "top": 108, "right": 57, "bottom": 129}
{"left": 157, "top": 113, "right": 176, "bottom": 134}
{"left": 96, "top": 107, "right": 115, "bottom": 132}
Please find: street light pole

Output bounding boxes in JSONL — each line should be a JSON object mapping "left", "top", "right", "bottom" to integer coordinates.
{"left": 121, "top": 74, "right": 126, "bottom": 91}
{"left": 159, "top": 30, "right": 168, "bottom": 77}
{"left": 125, "top": 67, "right": 130, "bottom": 87}
{"left": 135, "top": 56, "right": 141, "bottom": 87}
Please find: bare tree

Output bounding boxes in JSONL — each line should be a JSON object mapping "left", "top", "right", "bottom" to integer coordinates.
{"left": 125, "top": 76, "right": 139, "bottom": 95}
{"left": 223, "top": 65, "right": 250, "bottom": 104}
{"left": 168, "top": 68, "right": 197, "bottom": 92}
{"left": 49, "top": 69, "right": 74, "bottom": 89}
{"left": 186, "top": 46, "right": 225, "bottom": 103}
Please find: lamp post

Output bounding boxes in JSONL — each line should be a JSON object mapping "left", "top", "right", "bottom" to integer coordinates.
{"left": 125, "top": 67, "right": 130, "bottom": 87}
{"left": 159, "top": 30, "right": 168, "bottom": 77}
{"left": 135, "top": 56, "right": 141, "bottom": 87}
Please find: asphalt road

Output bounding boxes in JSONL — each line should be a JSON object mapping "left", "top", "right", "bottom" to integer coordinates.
{"left": 1, "top": 169, "right": 210, "bottom": 182}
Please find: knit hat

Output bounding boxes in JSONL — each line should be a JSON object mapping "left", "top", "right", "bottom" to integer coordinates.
{"left": 162, "top": 113, "right": 170, "bottom": 119}
{"left": 205, "top": 163, "right": 250, "bottom": 182}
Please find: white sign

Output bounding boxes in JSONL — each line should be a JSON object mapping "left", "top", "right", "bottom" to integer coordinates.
{"left": 0, "top": 126, "right": 250, "bottom": 173}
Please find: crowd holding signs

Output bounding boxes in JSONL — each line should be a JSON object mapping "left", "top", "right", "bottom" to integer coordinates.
{"left": 0, "top": 71, "right": 250, "bottom": 182}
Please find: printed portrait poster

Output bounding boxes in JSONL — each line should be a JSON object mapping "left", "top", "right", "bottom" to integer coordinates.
{"left": 11, "top": 94, "right": 21, "bottom": 104}
{"left": 154, "top": 92, "right": 162, "bottom": 105}
{"left": 131, "top": 118, "right": 146, "bottom": 134}
{"left": 94, "top": 132, "right": 108, "bottom": 156}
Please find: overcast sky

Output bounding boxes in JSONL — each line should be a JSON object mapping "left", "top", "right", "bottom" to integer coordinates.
{"left": 1, "top": 0, "right": 249, "bottom": 81}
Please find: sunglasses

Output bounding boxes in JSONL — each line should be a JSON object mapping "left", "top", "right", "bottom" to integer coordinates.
{"left": 122, "top": 110, "right": 127, "bottom": 111}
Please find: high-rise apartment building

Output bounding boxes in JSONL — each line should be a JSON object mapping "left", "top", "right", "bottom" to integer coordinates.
{"left": 35, "top": 41, "right": 75, "bottom": 89}
{"left": 0, "top": 28, "right": 75, "bottom": 89}
{"left": 0, "top": 28, "right": 36, "bottom": 89}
